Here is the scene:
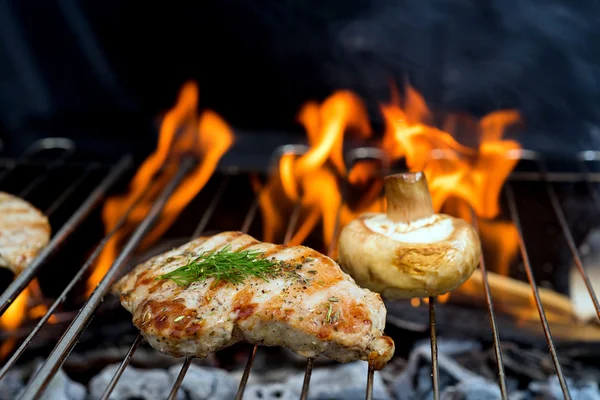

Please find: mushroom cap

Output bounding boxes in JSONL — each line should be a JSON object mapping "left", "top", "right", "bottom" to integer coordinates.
{"left": 338, "top": 212, "right": 481, "bottom": 299}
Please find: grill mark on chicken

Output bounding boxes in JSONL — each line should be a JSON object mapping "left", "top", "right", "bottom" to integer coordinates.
{"left": 136, "top": 271, "right": 154, "bottom": 287}
{"left": 233, "top": 288, "right": 257, "bottom": 322}
{"left": 134, "top": 299, "right": 200, "bottom": 338}
{"left": 232, "top": 240, "right": 259, "bottom": 253}
{"left": 260, "top": 244, "right": 286, "bottom": 258}
{"left": 113, "top": 231, "right": 395, "bottom": 369}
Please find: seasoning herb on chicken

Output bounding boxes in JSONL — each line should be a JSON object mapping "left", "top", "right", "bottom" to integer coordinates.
{"left": 157, "top": 245, "right": 282, "bottom": 286}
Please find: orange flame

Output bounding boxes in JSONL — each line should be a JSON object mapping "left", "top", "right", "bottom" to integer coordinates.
{"left": 0, "top": 287, "right": 29, "bottom": 332}
{"left": 0, "top": 286, "right": 28, "bottom": 359}
{"left": 478, "top": 219, "right": 520, "bottom": 277}
{"left": 0, "top": 279, "right": 55, "bottom": 359}
{"left": 256, "top": 83, "right": 522, "bottom": 290}
{"left": 256, "top": 92, "right": 372, "bottom": 249}
{"left": 380, "top": 86, "right": 521, "bottom": 218}
{"left": 87, "top": 82, "right": 234, "bottom": 295}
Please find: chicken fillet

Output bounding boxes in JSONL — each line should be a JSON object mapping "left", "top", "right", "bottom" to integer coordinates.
{"left": 113, "top": 231, "right": 394, "bottom": 369}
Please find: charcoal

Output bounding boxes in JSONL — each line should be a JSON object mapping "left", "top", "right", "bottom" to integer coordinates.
{"left": 0, "top": 361, "right": 85, "bottom": 400}
{"left": 529, "top": 376, "right": 600, "bottom": 400}
{"left": 296, "top": 362, "right": 390, "bottom": 400}
{"left": 441, "top": 379, "right": 502, "bottom": 400}
{"left": 167, "top": 364, "right": 237, "bottom": 400}
{"left": 244, "top": 383, "right": 296, "bottom": 400}
{"left": 0, "top": 369, "right": 25, "bottom": 400}
{"left": 88, "top": 363, "right": 238, "bottom": 400}
{"left": 88, "top": 364, "right": 183, "bottom": 400}
{"left": 25, "top": 360, "right": 86, "bottom": 400}
{"left": 244, "top": 361, "right": 391, "bottom": 400}
{"left": 393, "top": 338, "right": 502, "bottom": 400}
{"left": 392, "top": 337, "right": 600, "bottom": 400}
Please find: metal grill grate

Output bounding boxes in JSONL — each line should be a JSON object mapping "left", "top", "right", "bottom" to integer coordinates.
{"left": 1, "top": 140, "right": 599, "bottom": 400}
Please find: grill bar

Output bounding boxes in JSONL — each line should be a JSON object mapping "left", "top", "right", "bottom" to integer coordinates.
{"left": 234, "top": 198, "right": 303, "bottom": 399}
{"left": 0, "top": 155, "right": 132, "bottom": 317}
{"left": 366, "top": 365, "right": 374, "bottom": 399}
{"left": 164, "top": 177, "right": 234, "bottom": 399}
{"left": 101, "top": 174, "right": 233, "bottom": 400}
{"left": 539, "top": 159, "right": 600, "bottom": 322}
{"left": 349, "top": 151, "right": 433, "bottom": 400}
{"left": 0, "top": 170, "right": 149, "bottom": 379}
{"left": 192, "top": 175, "right": 231, "bottom": 238}
{"left": 99, "top": 334, "right": 143, "bottom": 400}
{"left": 284, "top": 201, "right": 303, "bottom": 244}
{"left": 20, "top": 157, "right": 195, "bottom": 399}
{"left": 0, "top": 138, "right": 74, "bottom": 184}
{"left": 167, "top": 357, "right": 192, "bottom": 400}
{"left": 241, "top": 196, "right": 260, "bottom": 235}
{"left": 544, "top": 176, "right": 600, "bottom": 318}
{"left": 0, "top": 161, "right": 15, "bottom": 183}
{"left": 22, "top": 138, "right": 75, "bottom": 156}
{"left": 428, "top": 297, "right": 440, "bottom": 400}
{"left": 43, "top": 165, "right": 97, "bottom": 217}
{"left": 233, "top": 147, "right": 379, "bottom": 400}
{"left": 299, "top": 357, "right": 315, "bottom": 400}
{"left": 505, "top": 184, "right": 572, "bottom": 400}
{"left": 10, "top": 166, "right": 159, "bottom": 385}
{"left": 470, "top": 209, "right": 508, "bottom": 399}
{"left": 18, "top": 147, "right": 75, "bottom": 199}
{"left": 234, "top": 342, "right": 258, "bottom": 400}
{"left": 6, "top": 144, "right": 598, "bottom": 399}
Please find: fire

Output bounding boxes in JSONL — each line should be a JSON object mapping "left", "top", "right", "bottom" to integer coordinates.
{"left": 87, "top": 82, "right": 234, "bottom": 295}
{"left": 478, "top": 219, "right": 520, "bottom": 277}
{"left": 87, "top": 78, "right": 524, "bottom": 319}
{"left": 0, "top": 279, "right": 55, "bottom": 359}
{"left": 380, "top": 85, "right": 521, "bottom": 218}
{"left": 0, "top": 287, "right": 28, "bottom": 359}
{"left": 256, "top": 83, "right": 522, "bottom": 305}
{"left": 256, "top": 92, "right": 372, "bottom": 248}
{"left": 0, "top": 287, "right": 29, "bottom": 332}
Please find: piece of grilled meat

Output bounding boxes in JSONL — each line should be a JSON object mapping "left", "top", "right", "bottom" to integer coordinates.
{"left": 0, "top": 192, "right": 51, "bottom": 274}
{"left": 113, "top": 231, "right": 394, "bottom": 369}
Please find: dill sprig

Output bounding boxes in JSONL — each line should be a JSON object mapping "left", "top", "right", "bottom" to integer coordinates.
{"left": 158, "top": 245, "right": 280, "bottom": 287}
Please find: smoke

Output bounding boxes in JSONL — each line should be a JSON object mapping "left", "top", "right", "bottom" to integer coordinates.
{"left": 222, "top": 0, "right": 600, "bottom": 148}
{"left": 4, "top": 1, "right": 598, "bottom": 150}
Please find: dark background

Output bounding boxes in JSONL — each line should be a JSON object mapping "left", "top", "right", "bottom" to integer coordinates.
{"left": 1, "top": 0, "right": 600, "bottom": 158}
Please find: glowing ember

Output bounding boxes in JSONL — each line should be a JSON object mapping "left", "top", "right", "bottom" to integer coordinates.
{"left": 87, "top": 82, "right": 234, "bottom": 295}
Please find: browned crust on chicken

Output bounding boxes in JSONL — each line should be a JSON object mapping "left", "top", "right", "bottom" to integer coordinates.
{"left": 113, "top": 231, "right": 395, "bottom": 369}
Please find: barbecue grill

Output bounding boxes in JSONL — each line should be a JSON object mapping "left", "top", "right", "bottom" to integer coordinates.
{"left": 1, "top": 136, "right": 599, "bottom": 400}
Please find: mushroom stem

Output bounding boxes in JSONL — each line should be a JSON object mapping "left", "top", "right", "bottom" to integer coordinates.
{"left": 384, "top": 172, "right": 435, "bottom": 223}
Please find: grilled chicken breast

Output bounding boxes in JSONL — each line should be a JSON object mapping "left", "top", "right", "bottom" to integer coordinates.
{"left": 113, "top": 231, "right": 395, "bottom": 369}
{"left": 0, "top": 192, "right": 51, "bottom": 274}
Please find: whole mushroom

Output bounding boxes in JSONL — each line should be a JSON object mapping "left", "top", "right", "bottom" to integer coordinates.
{"left": 338, "top": 172, "right": 481, "bottom": 299}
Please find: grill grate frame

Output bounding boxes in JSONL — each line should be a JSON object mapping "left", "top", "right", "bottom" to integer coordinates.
{"left": 0, "top": 140, "right": 599, "bottom": 400}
